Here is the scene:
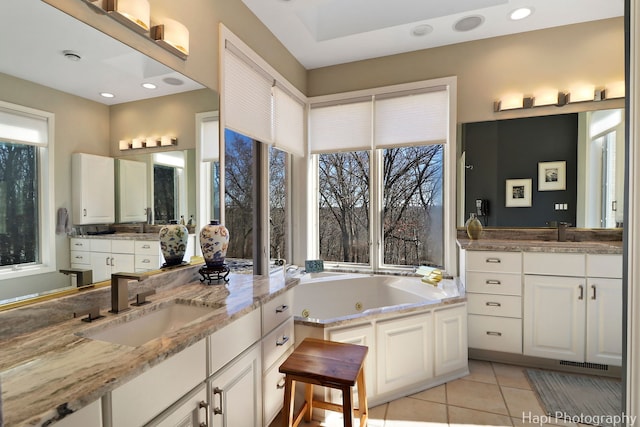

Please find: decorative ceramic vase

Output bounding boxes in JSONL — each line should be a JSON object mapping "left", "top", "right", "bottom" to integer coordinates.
{"left": 200, "top": 220, "right": 230, "bottom": 268}
{"left": 159, "top": 220, "right": 189, "bottom": 266}
{"left": 465, "top": 213, "right": 483, "bottom": 240}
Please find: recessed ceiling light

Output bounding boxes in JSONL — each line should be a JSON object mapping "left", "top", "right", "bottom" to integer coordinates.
{"left": 453, "top": 15, "right": 484, "bottom": 32}
{"left": 510, "top": 7, "right": 533, "bottom": 21}
{"left": 100, "top": 92, "right": 115, "bottom": 98}
{"left": 142, "top": 83, "right": 157, "bottom": 89}
{"left": 163, "top": 77, "right": 184, "bottom": 86}
{"left": 411, "top": 24, "right": 433, "bottom": 37}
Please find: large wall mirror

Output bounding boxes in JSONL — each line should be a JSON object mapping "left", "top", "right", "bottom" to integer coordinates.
{"left": 0, "top": 0, "right": 219, "bottom": 305}
{"left": 459, "top": 105, "right": 625, "bottom": 229}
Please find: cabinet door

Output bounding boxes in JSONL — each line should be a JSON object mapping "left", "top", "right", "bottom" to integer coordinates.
{"left": 111, "top": 252, "right": 135, "bottom": 274}
{"left": 72, "top": 153, "right": 115, "bottom": 224}
{"left": 90, "top": 251, "right": 112, "bottom": 282}
{"left": 210, "top": 344, "right": 262, "bottom": 427}
{"left": 523, "top": 275, "right": 586, "bottom": 362}
{"left": 54, "top": 399, "right": 102, "bottom": 427}
{"left": 376, "top": 312, "right": 433, "bottom": 394}
{"left": 586, "top": 278, "right": 623, "bottom": 366}
{"left": 148, "top": 384, "right": 208, "bottom": 427}
{"left": 434, "top": 305, "right": 468, "bottom": 376}
{"left": 117, "top": 159, "right": 148, "bottom": 223}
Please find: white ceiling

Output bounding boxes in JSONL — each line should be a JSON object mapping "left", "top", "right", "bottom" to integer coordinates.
{"left": 242, "top": 0, "right": 625, "bottom": 69}
{"left": 0, "top": 0, "right": 204, "bottom": 106}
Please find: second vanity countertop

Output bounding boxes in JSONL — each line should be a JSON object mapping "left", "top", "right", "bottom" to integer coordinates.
{"left": 457, "top": 238, "right": 623, "bottom": 254}
{"left": 0, "top": 268, "right": 296, "bottom": 426}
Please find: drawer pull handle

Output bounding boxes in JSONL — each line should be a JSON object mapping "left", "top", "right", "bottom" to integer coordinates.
{"left": 74, "top": 242, "right": 83, "bottom": 246}
{"left": 142, "top": 244, "right": 151, "bottom": 249}
{"left": 276, "top": 335, "right": 290, "bottom": 346}
{"left": 485, "top": 258, "right": 501, "bottom": 263}
{"left": 75, "top": 256, "right": 84, "bottom": 260}
{"left": 486, "top": 302, "right": 501, "bottom": 307}
{"left": 486, "top": 331, "right": 502, "bottom": 336}
{"left": 485, "top": 279, "right": 501, "bottom": 285}
{"left": 592, "top": 284, "right": 597, "bottom": 300}
{"left": 142, "top": 259, "right": 150, "bottom": 263}
{"left": 213, "top": 387, "right": 223, "bottom": 415}
{"left": 578, "top": 284, "right": 584, "bottom": 300}
{"left": 198, "top": 401, "right": 209, "bottom": 427}
{"left": 276, "top": 377, "right": 286, "bottom": 390}
{"left": 276, "top": 304, "right": 289, "bottom": 313}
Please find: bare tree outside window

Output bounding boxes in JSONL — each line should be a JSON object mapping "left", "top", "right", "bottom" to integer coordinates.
{"left": 154, "top": 165, "right": 176, "bottom": 224}
{"left": 318, "top": 151, "right": 370, "bottom": 264}
{"left": 224, "top": 129, "right": 254, "bottom": 260}
{"left": 383, "top": 145, "right": 443, "bottom": 267}
{"left": 269, "top": 147, "right": 287, "bottom": 262}
{"left": 0, "top": 142, "right": 39, "bottom": 267}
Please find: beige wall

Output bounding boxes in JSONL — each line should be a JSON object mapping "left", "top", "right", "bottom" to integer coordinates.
{"left": 109, "top": 88, "right": 218, "bottom": 156}
{"left": 42, "top": 0, "right": 307, "bottom": 94}
{"left": 0, "top": 73, "right": 110, "bottom": 299}
{"left": 307, "top": 18, "right": 625, "bottom": 124}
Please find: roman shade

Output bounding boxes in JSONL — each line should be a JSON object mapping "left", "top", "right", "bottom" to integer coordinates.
{"left": 0, "top": 108, "right": 49, "bottom": 146}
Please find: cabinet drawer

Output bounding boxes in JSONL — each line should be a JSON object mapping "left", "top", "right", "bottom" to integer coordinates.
{"left": 262, "top": 317, "right": 294, "bottom": 371}
{"left": 135, "top": 254, "right": 160, "bottom": 270}
{"left": 466, "top": 251, "right": 521, "bottom": 273}
{"left": 466, "top": 272, "right": 522, "bottom": 296}
{"left": 468, "top": 314, "right": 522, "bottom": 354}
{"left": 111, "top": 239, "right": 135, "bottom": 254}
{"left": 467, "top": 294, "right": 521, "bottom": 318}
{"left": 135, "top": 240, "right": 160, "bottom": 256}
{"left": 586, "top": 254, "right": 622, "bottom": 278}
{"left": 70, "top": 238, "right": 91, "bottom": 251}
{"left": 91, "top": 239, "right": 111, "bottom": 253}
{"left": 209, "top": 308, "right": 261, "bottom": 375}
{"left": 262, "top": 290, "right": 293, "bottom": 335}
{"left": 263, "top": 349, "right": 293, "bottom": 427}
{"left": 70, "top": 250, "right": 91, "bottom": 266}
{"left": 523, "top": 252, "right": 585, "bottom": 276}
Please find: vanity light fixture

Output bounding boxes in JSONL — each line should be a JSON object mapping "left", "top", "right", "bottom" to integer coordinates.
{"left": 151, "top": 18, "right": 189, "bottom": 60}
{"left": 119, "top": 135, "right": 177, "bottom": 151}
{"left": 104, "top": 0, "right": 151, "bottom": 34}
{"left": 494, "top": 82, "right": 625, "bottom": 112}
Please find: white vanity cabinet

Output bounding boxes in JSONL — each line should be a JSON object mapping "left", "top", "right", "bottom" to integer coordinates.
{"left": 146, "top": 383, "right": 208, "bottom": 427}
{"left": 70, "top": 238, "right": 135, "bottom": 282}
{"left": 54, "top": 399, "right": 102, "bottom": 427}
{"left": 523, "top": 252, "right": 622, "bottom": 366}
{"left": 134, "top": 240, "right": 161, "bottom": 272}
{"left": 116, "top": 159, "right": 148, "bottom": 223}
{"left": 261, "top": 290, "right": 294, "bottom": 427}
{"left": 208, "top": 308, "right": 262, "bottom": 427}
{"left": 108, "top": 339, "right": 207, "bottom": 427}
{"left": 72, "top": 153, "right": 115, "bottom": 225}
{"left": 464, "top": 250, "right": 523, "bottom": 354}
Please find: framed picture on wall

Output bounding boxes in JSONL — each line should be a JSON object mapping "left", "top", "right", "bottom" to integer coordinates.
{"left": 505, "top": 179, "right": 532, "bottom": 207}
{"left": 538, "top": 161, "right": 566, "bottom": 191}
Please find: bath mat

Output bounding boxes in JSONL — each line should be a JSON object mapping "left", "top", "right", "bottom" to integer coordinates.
{"left": 526, "top": 369, "right": 623, "bottom": 427}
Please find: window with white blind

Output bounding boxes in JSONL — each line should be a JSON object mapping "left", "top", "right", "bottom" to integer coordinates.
{"left": 309, "top": 78, "right": 457, "bottom": 273}
{"left": 0, "top": 101, "right": 55, "bottom": 278}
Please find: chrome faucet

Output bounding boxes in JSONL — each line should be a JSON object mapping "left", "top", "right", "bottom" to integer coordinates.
{"left": 110, "top": 273, "right": 147, "bottom": 314}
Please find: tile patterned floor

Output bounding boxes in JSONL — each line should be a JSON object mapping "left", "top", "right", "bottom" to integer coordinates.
{"left": 270, "top": 360, "right": 587, "bottom": 427}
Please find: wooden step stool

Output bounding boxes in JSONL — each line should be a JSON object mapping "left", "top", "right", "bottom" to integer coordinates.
{"left": 279, "top": 338, "right": 368, "bottom": 427}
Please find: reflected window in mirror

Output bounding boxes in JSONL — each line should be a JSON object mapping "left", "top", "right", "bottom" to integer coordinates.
{"left": 153, "top": 152, "right": 186, "bottom": 224}
{"left": 0, "top": 101, "right": 54, "bottom": 279}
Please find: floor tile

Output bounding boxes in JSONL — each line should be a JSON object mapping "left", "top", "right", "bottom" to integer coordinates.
{"left": 410, "top": 384, "right": 447, "bottom": 404}
{"left": 449, "top": 405, "right": 514, "bottom": 426}
{"left": 385, "top": 397, "right": 448, "bottom": 426}
{"left": 493, "top": 363, "right": 532, "bottom": 390}
{"left": 446, "top": 378, "right": 509, "bottom": 415}
{"left": 501, "top": 386, "right": 546, "bottom": 418}
{"left": 465, "top": 359, "right": 498, "bottom": 384}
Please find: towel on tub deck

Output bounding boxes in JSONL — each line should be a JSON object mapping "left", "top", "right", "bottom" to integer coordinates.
{"left": 56, "top": 207, "right": 71, "bottom": 235}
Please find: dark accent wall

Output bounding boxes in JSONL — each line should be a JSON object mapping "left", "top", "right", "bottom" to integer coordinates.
{"left": 462, "top": 114, "right": 578, "bottom": 227}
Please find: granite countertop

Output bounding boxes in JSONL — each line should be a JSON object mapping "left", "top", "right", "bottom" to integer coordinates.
{"left": 0, "top": 268, "right": 297, "bottom": 426}
{"left": 71, "top": 232, "right": 191, "bottom": 240}
{"left": 457, "top": 238, "right": 623, "bottom": 254}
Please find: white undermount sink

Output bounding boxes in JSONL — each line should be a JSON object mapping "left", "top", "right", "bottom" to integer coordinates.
{"left": 80, "top": 301, "right": 224, "bottom": 347}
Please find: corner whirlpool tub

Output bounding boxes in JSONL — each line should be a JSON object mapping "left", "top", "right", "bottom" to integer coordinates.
{"left": 292, "top": 273, "right": 469, "bottom": 407}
